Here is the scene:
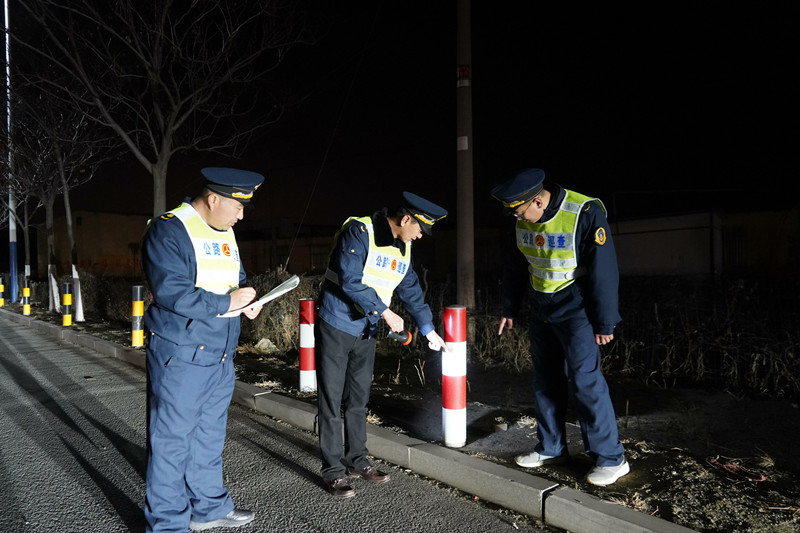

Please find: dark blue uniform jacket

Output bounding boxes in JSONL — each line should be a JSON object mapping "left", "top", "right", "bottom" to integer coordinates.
{"left": 317, "top": 209, "right": 434, "bottom": 338}
{"left": 501, "top": 184, "right": 622, "bottom": 335}
{"left": 141, "top": 204, "right": 245, "bottom": 356}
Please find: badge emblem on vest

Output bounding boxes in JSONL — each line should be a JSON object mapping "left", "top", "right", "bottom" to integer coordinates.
{"left": 534, "top": 234, "right": 546, "bottom": 247}
{"left": 222, "top": 243, "right": 231, "bottom": 257}
{"left": 594, "top": 227, "right": 606, "bottom": 245}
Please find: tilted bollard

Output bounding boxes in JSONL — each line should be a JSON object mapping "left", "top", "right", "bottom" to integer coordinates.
{"left": 132, "top": 285, "right": 144, "bottom": 347}
{"left": 22, "top": 278, "right": 30, "bottom": 316}
{"left": 442, "top": 305, "right": 467, "bottom": 447}
{"left": 299, "top": 298, "right": 317, "bottom": 392}
{"left": 62, "top": 282, "right": 73, "bottom": 326}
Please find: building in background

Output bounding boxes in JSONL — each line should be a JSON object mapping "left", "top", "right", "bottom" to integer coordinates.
{"left": 33, "top": 208, "right": 800, "bottom": 281}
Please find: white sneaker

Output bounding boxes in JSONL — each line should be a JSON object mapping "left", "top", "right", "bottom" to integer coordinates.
{"left": 189, "top": 508, "right": 255, "bottom": 530}
{"left": 514, "top": 451, "right": 569, "bottom": 468}
{"left": 586, "top": 460, "right": 630, "bottom": 485}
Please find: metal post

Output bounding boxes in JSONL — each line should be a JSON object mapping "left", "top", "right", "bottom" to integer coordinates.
{"left": 132, "top": 285, "right": 144, "bottom": 347}
{"left": 62, "top": 282, "right": 72, "bottom": 326}
{"left": 21, "top": 278, "right": 30, "bottom": 315}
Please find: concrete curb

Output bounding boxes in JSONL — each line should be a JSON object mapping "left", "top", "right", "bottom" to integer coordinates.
{"left": 0, "top": 307, "right": 696, "bottom": 533}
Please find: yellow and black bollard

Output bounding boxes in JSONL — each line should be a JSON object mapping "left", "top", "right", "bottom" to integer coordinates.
{"left": 132, "top": 285, "right": 144, "bottom": 347}
{"left": 22, "top": 279, "right": 30, "bottom": 316}
{"left": 62, "top": 282, "right": 73, "bottom": 326}
{"left": 0, "top": 276, "right": 4, "bottom": 307}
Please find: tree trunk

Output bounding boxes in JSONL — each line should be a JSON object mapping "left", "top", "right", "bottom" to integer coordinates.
{"left": 44, "top": 194, "right": 61, "bottom": 313}
{"left": 152, "top": 161, "right": 168, "bottom": 217}
{"left": 61, "top": 177, "right": 84, "bottom": 321}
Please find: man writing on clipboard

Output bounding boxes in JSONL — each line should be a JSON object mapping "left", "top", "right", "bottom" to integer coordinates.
{"left": 141, "top": 167, "right": 265, "bottom": 532}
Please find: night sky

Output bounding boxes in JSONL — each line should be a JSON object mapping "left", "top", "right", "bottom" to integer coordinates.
{"left": 71, "top": 3, "right": 798, "bottom": 230}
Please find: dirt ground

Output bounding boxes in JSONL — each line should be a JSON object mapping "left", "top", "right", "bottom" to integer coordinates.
{"left": 233, "top": 340, "right": 800, "bottom": 533}
{"left": 11, "top": 307, "right": 800, "bottom": 533}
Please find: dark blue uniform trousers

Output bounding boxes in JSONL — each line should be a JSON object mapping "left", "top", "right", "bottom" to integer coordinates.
{"left": 528, "top": 316, "right": 625, "bottom": 467}
{"left": 145, "top": 335, "right": 235, "bottom": 532}
{"left": 315, "top": 318, "right": 377, "bottom": 480}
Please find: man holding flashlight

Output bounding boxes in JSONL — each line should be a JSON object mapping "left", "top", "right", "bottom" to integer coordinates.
{"left": 315, "top": 192, "right": 450, "bottom": 498}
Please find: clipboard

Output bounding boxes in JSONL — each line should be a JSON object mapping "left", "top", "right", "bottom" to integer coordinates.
{"left": 217, "top": 275, "right": 300, "bottom": 317}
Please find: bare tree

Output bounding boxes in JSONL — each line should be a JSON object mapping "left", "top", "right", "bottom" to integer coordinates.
{"left": 8, "top": 100, "right": 63, "bottom": 312}
{"left": 14, "top": 0, "right": 310, "bottom": 216}
{"left": 34, "top": 94, "right": 118, "bottom": 320}
{"left": 1, "top": 84, "right": 112, "bottom": 315}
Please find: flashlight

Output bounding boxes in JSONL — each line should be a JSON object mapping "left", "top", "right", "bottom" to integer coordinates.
{"left": 387, "top": 330, "right": 412, "bottom": 346}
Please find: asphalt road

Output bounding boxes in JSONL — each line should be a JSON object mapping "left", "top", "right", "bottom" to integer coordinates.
{"left": 0, "top": 317, "right": 554, "bottom": 533}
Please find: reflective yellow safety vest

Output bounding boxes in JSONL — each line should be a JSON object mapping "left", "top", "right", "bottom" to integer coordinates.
{"left": 170, "top": 203, "right": 241, "bottom": 295}
{"left": 515, "top": 190, "right": 606, "bottom": 293}
{"left": 325, "top": 216, "right": 411, "bottom": 306}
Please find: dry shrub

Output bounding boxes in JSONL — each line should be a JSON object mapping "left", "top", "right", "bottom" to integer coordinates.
{"left": 602, "top": 275, "right": 800, "bottom": 400}
{"left": 4, "top": 267, "right": 797, "bottom": 401}
{"left": 68, "top": 271, "right": 148, "bottom": 323}
{"left": 239, "top": 269, "right": 323, "bottom": 352}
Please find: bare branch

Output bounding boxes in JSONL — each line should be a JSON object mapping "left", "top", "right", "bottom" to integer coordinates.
{"left": 12, "top": 0, "right": 313, "bottom": 216}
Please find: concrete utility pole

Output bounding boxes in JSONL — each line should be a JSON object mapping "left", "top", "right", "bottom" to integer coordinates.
{"left": 5, "top": 0, "right": 18, "bottom": 302}
{"left": 456, "top": 0, "right": 475, "bottom": 337}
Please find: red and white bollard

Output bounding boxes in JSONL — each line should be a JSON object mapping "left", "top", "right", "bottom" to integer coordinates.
{"left": 442, "top": 305, "right": 467, "bottom": 447}
{"left": 299, "top": 298, "right": 317, "bottom": 392}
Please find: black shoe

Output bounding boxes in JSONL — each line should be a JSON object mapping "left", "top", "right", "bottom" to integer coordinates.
{"left": 189, "top": 508, "right": 255, "bottom": 530}
{"left": 324, "top": 476, "right": 356, "bottom": 498}
{"left": 346, "top": 465, "right": 390, "bottom": 483}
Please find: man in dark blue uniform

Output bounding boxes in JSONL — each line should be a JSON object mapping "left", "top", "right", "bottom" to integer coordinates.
{"left": 491, "top": 168, "right": 629, "bottom": 486}
{"left": 141, "top": 167, "right": 265, "bottom": 531}
{"left": 315, "top": 192, "right": 450, "bottom": 498}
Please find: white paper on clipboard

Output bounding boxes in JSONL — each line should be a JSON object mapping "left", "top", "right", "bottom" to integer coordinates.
{"left": 217, "top": 275, "right": 300, "bottom": 318}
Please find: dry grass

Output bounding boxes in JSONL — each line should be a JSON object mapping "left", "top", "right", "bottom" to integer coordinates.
{"left": 6, "top": 269, "right": 799, "bottom": 402}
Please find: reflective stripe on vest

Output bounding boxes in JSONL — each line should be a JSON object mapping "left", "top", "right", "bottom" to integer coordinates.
{"left": 325, "top": 216, "right": 410, "bottom": 306}
{"left": 170, "top": 203, "right": 240, "bottom": 295}
{"left": 515, "top": 190, "right": 605, "bottom": 293}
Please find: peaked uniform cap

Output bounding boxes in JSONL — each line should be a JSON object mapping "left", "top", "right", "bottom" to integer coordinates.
{"left": 490, "top": 168, "right": 546, "bottom": 211}
{"left": 202, "top": 167, "right": 264, "bottom": 204}
{"left": 402, "top": 192, "right": 448, "bottom": 235}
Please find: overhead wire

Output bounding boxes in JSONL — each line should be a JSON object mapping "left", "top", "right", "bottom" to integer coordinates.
{"left": 282, "top": 5, "right": 383, "bottom": 271}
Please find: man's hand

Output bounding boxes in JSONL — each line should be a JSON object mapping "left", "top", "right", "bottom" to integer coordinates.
{"left": 595, "top": 333, "right": 614, "bottom": 346}
{"left": 425, "top": 331, "right": 451, "bottom": 353}
{"left": 497, "top": 317, "right": 514, "bottom": 335}
{"left": 381, "top": 308, "right": 404, "bottom": 333}
{"left": 242, "top": 305, "right": 263, "bottom": 320}
{"left": 228, "top": 287, "right": 256, "bottom": 312}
